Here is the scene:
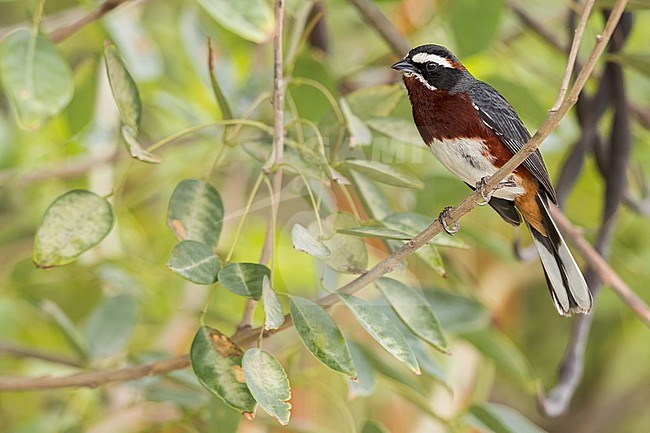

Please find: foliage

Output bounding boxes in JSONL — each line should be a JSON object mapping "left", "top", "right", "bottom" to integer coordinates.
{"left": 0, "top": 0, "right": 649, "bottom": 432}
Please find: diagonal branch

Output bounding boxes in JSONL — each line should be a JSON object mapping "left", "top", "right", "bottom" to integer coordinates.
{"left": 0, "top": 0, "right": 634, "bottom": 393}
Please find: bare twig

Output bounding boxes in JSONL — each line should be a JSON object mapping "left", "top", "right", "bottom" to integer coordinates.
{"left": 0, "top": 343, "right": 82, "bottom": 368}
{"left": 551, "top": 0, "right": 596, "bottom": 111}
{"left": 237, "top": 0, "right": 286, "bottom": 331}
{"left": 49, "top": 0, "right": 132, "bottom": 43}
{"left": 0, "top": 0, "right": 632, "bottom": 393}
{"left": 346, "top": 0, "right": 410, "bottom": 56}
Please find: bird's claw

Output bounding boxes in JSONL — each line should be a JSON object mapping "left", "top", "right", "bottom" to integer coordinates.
{"left": 438, "top": 206, "right": 459, "bottom": 235}
{"left": 476, "top": 176, "right": 517, "bottom": 206}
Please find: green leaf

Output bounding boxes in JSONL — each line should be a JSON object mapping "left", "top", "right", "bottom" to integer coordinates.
{"left": 0, "top": 28, "right": 73, "bottom": 130}
{"left": 338, "top": 226, "right": 412, "bottom": 241}
{"left": 426, "top": 290, "right": 489, "bottom": 334}
{"left": 290, "top": 296, "right": 356, "bottom": 378}
{"left": 167, "top": 179, "right": 224, "bottom": 249}
{"left": 121, "top": 125, "right": 161, "bottom": 163}
{"left": 196, "top": 0, "right": 274, "bottom": 43}
{"left": 218, "top": 263, "right": 270, "bottom": 300}
{"left": 319, "top": 212, "right": 368, "bottom": 274}
{"left": 346, "top": 84, "right": 404, "bottom": 118}
{"left": 190, "top": 326, "right": 256, "bottom": 414}
{"left": 348, "top": 342, "right": 376, "bottom": 397}
{"left": 242, "top": 348, "right": 291, "bottom": 425}
{"left": 342, "top": 159, "right": 424, "bottom": 189}
{"left": 85, "top": 293, "right": 138, "bottom": 360}
{"left": 104, "top": 41, "right": 141, "bottom": 132}
{"left": 468, "top": 403, "right": 548, "bottom": 433}
{"left": 365, "top": 117, "right": 422, "bottom": 146}
{"left": 208, "top": 39, "right": 233, "bottom": 119}
{"left": 462, "top": 329, "right": 535, "bottom": 391}
{"left": 33, "top": 190, "right": 114, "bottom": 268}
{"left": 376, "top": 278, "right": 448, "bottom": 353}
{"left": 349, "top": 171, "right": 392, "bottom": 221}
{"left": 167, "top": 240, "right": 221, "bottom": 285}
{"left": 340, "top": 98, "right": 372, "bottom": 146}
{"left": 339, "top": 293, "right": 420, "bottom": 374}
{"left": 262, "top": 275, "right": 284, "bottom": 330}
{"left": 414, "top": 243, "right": 447, "bottom": 278}
{"left": 383, "top": 213, "right": 469, "bottom": 249}
{"left": 291, "top": 223, "right": 331, "bottom": 258}
{"left": 447, "top": 0, "right": 505, "bottom": 57}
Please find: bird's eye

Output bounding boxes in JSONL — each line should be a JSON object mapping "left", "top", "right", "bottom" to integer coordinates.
{"left": 425, "top": 62, "right": 439, "bottom": 72}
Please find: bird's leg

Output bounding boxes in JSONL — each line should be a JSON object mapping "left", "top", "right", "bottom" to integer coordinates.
{"left": 476, "top": 176, "right": 517, "bottom": 206}
{"left": 438, "top": 206, "right": 459, "bottom": 235}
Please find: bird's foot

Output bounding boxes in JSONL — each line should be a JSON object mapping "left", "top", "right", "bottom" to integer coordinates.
{"left": 438, "top": 206, "right": 459, "bottom": 235}
{"left": 475, "top": 176, "right": 517, "bottom": 206}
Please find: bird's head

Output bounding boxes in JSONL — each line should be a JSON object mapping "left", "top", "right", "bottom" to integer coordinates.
{"left": 391, "top": 44, "right": 468, "bottom": 92}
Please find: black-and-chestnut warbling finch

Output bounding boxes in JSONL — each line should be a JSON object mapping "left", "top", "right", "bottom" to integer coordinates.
{"left": 392, "top": 44, "right": 592, "bottom": 316}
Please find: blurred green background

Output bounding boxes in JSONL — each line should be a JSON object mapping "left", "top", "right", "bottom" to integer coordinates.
{"left": 0, "top": 0, "right": 649, "bottom": 432}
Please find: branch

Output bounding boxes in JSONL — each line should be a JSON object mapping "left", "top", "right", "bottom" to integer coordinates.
{"left": 550, "top": 208, "right": 650, "bottom": 325}
{"left": 0, "top": 0, "right": 631, "bottom": 393}
{"left": 237, "top": 0, "right": 286, "bottom": 331}
{"left": 49, "top": 0, "right": 133, "bottom": 43}
{"left": 550, "top": 0, "right": 595, "bottom": 111}
{"left": 346, "top": 0, "right": 410, "bottom": 56}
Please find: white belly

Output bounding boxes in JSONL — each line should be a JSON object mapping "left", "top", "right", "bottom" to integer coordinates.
{"left": 428, "top": 137, "right": 525, "bottom": 200}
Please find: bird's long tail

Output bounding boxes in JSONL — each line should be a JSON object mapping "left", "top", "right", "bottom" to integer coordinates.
{"left": 527, "top": 194, "right": 593, "bottom": 316}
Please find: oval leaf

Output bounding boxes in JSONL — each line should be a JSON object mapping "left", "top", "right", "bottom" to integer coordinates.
{"left": 375, "top": 278, "right": 448, "bottom": 353}
{"left": 318, "top": 212, "right": 368, "bottom": 274}
{"left": 168, "top": 240, "right": 221, "bottom": 284}
{"left": 262, "top": 276, "right": 284, "bottom": 330}
{"left": 196, "top": 0, "right": 274, "bottom": 43}
{"left": 365, "top": 118, "right": 422, "bottom": 146}
{"left": 343, "top": 159, "right": 423, "bottom": 189}
{"left": 291, "top": 223, "right": 331, "bottom": 258}
{"left": 349, "top": 171, "right": 392, "bottom": 220}
{"left": 190, "top": 326, "right": 256, "bottom": 414}
{"left": 290, "top": 297, "right": 356, "bottom": 378}
{"left": 85, "top": 293, "right": 138, "bottom": 360}
{"left": 0, "top": 28, "right": 73, "bottom": 130}
{"left": 242, "top": 348, "right": 291, "bottom": 425}
{"left": 219, "top": 263, "right": 270, "bottom": 300}
{"left": 167, "top": 179, "right": 224, "bottom": 249}
{"left": 33, "top": 190, "right": 114, "bottom": 268}
{"left": 104, "top": 41, "right": 141, "bottom": 131}
{"left": 469, "top": 403, "right": 548, "bottom": 433}
{"left": 339, "top": 293, "right": 420, "bottom": 374}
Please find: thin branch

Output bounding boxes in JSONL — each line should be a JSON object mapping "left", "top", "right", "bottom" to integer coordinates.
{"left": 550, "top": 0, "right": 596, "bottom": 111}
{"left": 237, "top": 0, "right": 286, "bottom": 331}
{"left": 49, "top": 0, "right": 133, "bottom": 43}
{"left": 0, "top": 0, "right": 631, "bottom": 393}
{"left": 0, "top": 343, "right": 82, "bottom": 368}
{"left": 550, "top": 207, "right": 650, "bottom": 325}
{"left": 346, "top": 0, "right": 410, "bottom": 56}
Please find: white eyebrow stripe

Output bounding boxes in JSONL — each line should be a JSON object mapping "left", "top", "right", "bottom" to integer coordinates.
{"left": 411, "top": 53, "right": 453, "bottom": 68}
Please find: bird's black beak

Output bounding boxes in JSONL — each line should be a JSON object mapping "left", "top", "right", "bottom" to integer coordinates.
{"left": 391, "top": 60, "right": 416, "bottom": 74}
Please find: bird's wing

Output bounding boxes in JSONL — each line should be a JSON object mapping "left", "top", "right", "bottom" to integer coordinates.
{"left": 468, "top": 81, "right": 557, "bottom": 203}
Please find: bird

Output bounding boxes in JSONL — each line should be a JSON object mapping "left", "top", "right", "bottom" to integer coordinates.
{"left": 391, "top": 44, "right": 592, "bottom": 316}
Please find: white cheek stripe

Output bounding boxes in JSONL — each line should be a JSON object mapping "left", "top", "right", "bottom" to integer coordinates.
{"left": 411, "top": 53, "right": 453, "bottom": 68}
{"left": 404, "top": 72, "right": 437, "bottom": 91}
